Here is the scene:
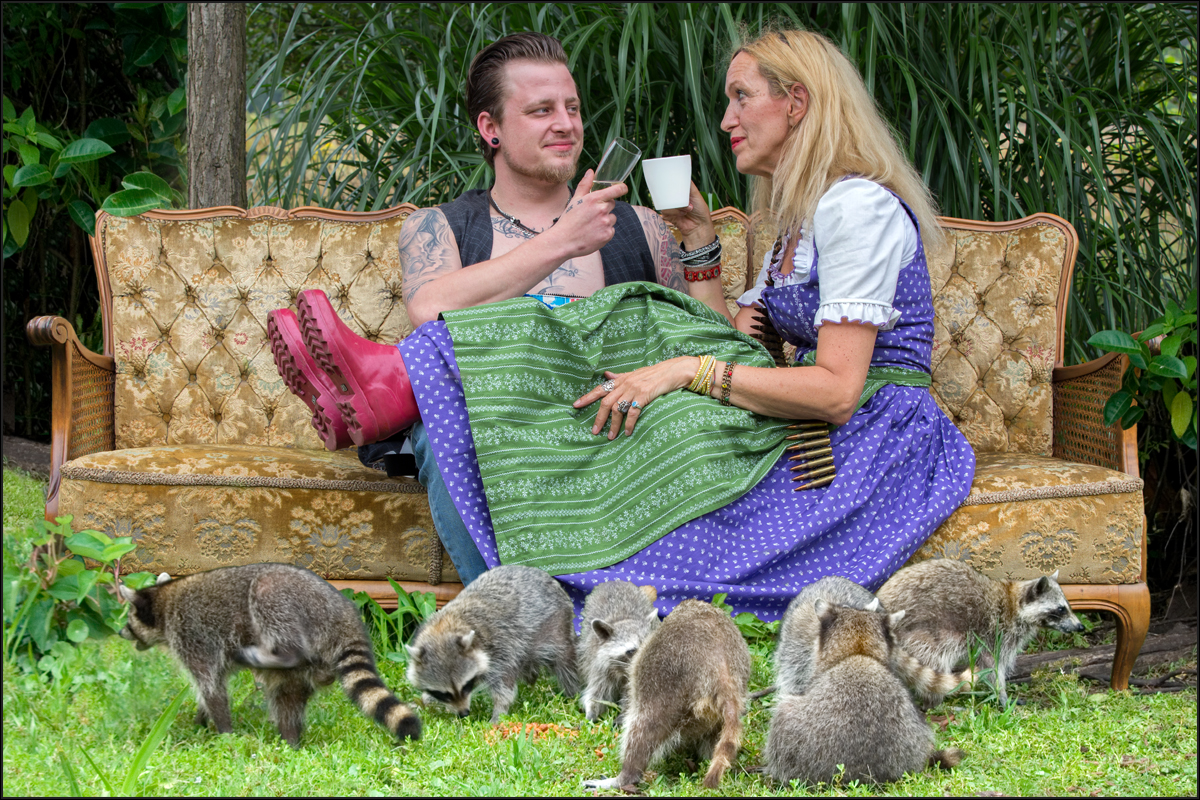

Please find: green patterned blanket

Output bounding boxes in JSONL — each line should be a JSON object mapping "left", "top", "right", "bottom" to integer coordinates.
{"left": 442, "top": 282, "right": 791, "bottom": 575}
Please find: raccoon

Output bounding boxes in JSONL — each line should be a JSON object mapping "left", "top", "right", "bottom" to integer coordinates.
{"left": 405, "top": 565, "right": 577, "bottom": 723}
{"left": 877, "top": 559, "right": 1084, "bottom": 707}
{"left": 775, "top": 576, "right": 971, "bottom": 700}
{"left": 765, "top": 600, "right": 963, "bottom": 786}
{"left": 583, "top": 599, "right": 751, "bottom": 791}
{"left": 117, "top": 563, "right": 420, "bottom": 747}
{"left": 577, "top": 581, "right": 660, "bottom": 722}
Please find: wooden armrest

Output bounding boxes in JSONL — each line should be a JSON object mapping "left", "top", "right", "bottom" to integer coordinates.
{"left": 1052, "top": 351, "right": 1138, "bottom": 478}
{"left": 25, "top": 315, "right": 116, "bottom": 518}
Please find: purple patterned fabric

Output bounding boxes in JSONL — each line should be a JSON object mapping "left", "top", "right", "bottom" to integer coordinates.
{"left": 398, "top": 191, "right": 975, "bottom": 622}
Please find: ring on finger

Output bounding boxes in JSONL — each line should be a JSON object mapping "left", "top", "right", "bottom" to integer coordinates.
{"left": 629, "top": 400, "right": 641, "bottom": 411}
{"left": 617, "top": 400, "right": 631, "bottom": 414}
{"left": 601, "top": 379, "right": 616, "bottom": 393}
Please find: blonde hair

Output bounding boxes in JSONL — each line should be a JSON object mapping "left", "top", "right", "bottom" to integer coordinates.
{"left": 736, "top": 27, "right": 944, "bottom": 248}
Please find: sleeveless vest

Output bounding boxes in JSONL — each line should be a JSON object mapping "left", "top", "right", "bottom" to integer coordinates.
{"left": 438, "top": 189, "right": 657, "bottom": 284}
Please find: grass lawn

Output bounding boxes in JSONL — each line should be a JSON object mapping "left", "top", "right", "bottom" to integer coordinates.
{"left": 3, "top": 466, "right": 1197, "bottom": 797}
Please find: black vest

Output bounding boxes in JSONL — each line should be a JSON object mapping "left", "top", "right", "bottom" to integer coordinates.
{"left": 438, "top": 189, "right": 657, "bottom": 283}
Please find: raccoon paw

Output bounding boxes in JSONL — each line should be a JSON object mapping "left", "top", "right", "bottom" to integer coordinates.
{"left": 582, "top": 776, "right": 622, "bottom": 790}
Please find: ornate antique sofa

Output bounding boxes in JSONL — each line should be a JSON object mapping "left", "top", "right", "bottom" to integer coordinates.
{"left": 28, "top": 203, "right": 1147, "bottom": 689}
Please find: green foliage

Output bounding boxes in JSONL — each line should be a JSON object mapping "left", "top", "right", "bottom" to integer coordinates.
{"left": 341, "top": 580, "right": 437, "bottom": 663}
{"left": 3, "top": 515, "right": 154, "bottom": 679}
{"left": 247, "top": 2, "right": 1196, "bottom": 369}
{"left": 1089, "top": 290, "right": 1198, "bottom": 450}
{"left": 2, "top": 2, "right": 187, "bottom": 436}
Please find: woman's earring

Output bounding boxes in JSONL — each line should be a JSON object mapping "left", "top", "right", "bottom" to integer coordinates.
{"left": 491, "top": 137, "right": 499, "bottom": 146}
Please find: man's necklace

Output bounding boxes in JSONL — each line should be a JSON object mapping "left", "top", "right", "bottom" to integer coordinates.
{"left": 487, "top": 189, "right": 568, "bottom": 237}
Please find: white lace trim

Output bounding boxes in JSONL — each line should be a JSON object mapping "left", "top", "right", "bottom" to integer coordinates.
{"left": 814, "top": 300, "right": 901, "bottom": 330}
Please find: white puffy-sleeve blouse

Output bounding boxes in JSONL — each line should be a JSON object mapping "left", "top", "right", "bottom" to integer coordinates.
{"left": 736, "top": 178, "right": 918, "bottom": 331}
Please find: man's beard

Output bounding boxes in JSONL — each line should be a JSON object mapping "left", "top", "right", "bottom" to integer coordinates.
{"left": 501, "top": 145, "right": 579, "bottom": 185}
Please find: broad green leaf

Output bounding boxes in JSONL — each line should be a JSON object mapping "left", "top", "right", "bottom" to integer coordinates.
{"left": 56, "top": 558, "right": 86, "bottom": 577}
{"left": 1185, "top": 357, "right": 1197, "bottom": 380}
{"left": 2, "top": 96, "right": 14, "bottom": 121}
{"left": 84, "top": 117, "right": 131, "bottom": 147}
{"left": 21, "top": 187, "right": 38, "bottom": 218}
{"left": 1088, "top": 330, "right": 1141, "bottom": 356}
{"left": 46, "top": 575, "right": 82, "bottom": 602}
{"left": 1170, "top": 391, "right": 1193, "bottom": 439}
{"left": 165, "top": 2, "right": 186, "bottom": 28}
{"left": 121, "top": 171, "right": 174, "bottom": 199}
{"left": 33, "top": 131, "right": 63, "bottom": 150}
{"left": 101, "top": 542, "right": 137, "bottom": 562}
{"left": 1119, "top": 405, "right": 1144, "bottom": 430}
{"left": 74, "top": 570, "right": 101, "bottom": 602}
{"left": 1137, "top": 322, "right": 1167, "bottom": 341}
{"left": 167, "top": 86, "right": 186, "bottom": 117}
{"left": 64, "top": 531, "right": 113, "bottom": 561}
{"left": 67, "top": 200, "right": 96, "bottom": 235}
{"left": 1162, "top": 379, "right": 1179, "bottom": 412}
{"left": 26, "top": 597, "right": 57, "bottom": 652}
{"left": 12, "top": 164, "right": 53, "bottom": 187}
{"left": 170, "top": 37, "right": 187, "bottom": 63}
{"left": 1148, "top": 355, "right": 1188, "bottom": 380}
{"left": 1160, "top": 333, "right": 1182, "bottom": 358}
{"left": 1103, "top": 390, "right": 1133, "bottom": 428}
{"left": 7, "top": 199, "right": 30, "bottom": 245}
{"left": 17, "top": 106, "right": 34, "bottom": 130}
{"left": 59, "top": 138, "right": 115, "bottom": 164}
{"left": 100, "top": 188, "right": 164, "bottom": 216}
{"left": 129, "top": 34, "right": 169, "bottom": 67}
{"left": 122, "top": 571, "right": 159, "bottom": 590}
{"left": 18, "top": 142, "right": 39, "bottom": 166}
{"left": 3, "top": 164, "right": 16, "bottom": 188}
{"left": 66, "top": 618, "right": 90, "bottom": 643}
{"left": 54, "top": 161, "right": 72, "bottom": 179}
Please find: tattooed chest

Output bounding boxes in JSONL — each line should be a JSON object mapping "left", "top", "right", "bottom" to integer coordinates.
{"left": 490, "top": 222, "right": 605, "bottom": 297}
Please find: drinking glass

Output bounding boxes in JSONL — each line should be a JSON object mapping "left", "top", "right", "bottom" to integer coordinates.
{"left": 592, "top": 137, "right": 641, "bottom": 190}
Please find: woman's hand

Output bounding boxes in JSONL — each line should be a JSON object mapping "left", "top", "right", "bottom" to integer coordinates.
{"left": 658, "top": 182, "right": 716, "bottom": 251}
{"left": 574, "top": 357, "right": 697, "bottom": 439}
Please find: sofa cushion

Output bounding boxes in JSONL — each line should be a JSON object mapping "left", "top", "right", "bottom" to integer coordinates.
{"left": 911, "top": 453, "right": 1143, "bottom": 584}
{"left": 57, "top": 445, "right": 456, "bottom": 583}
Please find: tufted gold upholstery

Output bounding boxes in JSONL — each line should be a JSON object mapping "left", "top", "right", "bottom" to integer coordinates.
{"left": 31, "top": 203, "right": 1147, "bottom": 688}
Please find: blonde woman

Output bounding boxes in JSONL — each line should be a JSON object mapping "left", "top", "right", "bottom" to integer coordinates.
{"left": 275, "top": 28, "right": 974, "bottom": 621}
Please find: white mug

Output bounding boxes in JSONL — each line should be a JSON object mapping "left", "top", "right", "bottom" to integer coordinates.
{"left": 640, "top": 155, "right": 692, "bottom": 210}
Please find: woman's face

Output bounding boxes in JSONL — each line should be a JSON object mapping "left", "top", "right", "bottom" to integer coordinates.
{"left": 721, "top": 52, "right": 802, "bottom": 178}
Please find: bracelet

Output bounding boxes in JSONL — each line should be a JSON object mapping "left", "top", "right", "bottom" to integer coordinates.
{"left": 720, "top": 361, "right": 735, "bottom": 406}
{"left": 680, "top": 236, "right": 720, "bottom": 258}
{"left": 688, "top": 355, "right": 715, "bottom": 393}
{"left": 684, "top": 264, "right": 721, "bottom": 282}
{"left": 700, "top": 357, "right": 718, "bottom": 397}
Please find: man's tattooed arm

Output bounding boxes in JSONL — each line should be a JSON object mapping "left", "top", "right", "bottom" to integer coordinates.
{"left": 399, "top": 207, "right": 461, "bottom": 306}
{"left": 633, "top": 206, "right": 688, "bottom": 293}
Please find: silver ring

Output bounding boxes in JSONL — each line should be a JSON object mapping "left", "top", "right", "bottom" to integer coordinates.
{"left": 617, "top": 400, "right": 631, "bottom": 414}
{"left": 629, "top": 400, "right": 641, "bottom": 410}
{"left": 601, "top": 379, "right": 616, "bottom": 393}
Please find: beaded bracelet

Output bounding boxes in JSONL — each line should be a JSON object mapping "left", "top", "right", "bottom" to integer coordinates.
{"left": 720, "top": 360, "right": 735, "bottom": 405}
{"left": 684, "top": 264, "right": 721, "bottom": 282}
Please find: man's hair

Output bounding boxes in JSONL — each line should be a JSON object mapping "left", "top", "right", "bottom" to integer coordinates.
{"left": 466, "top": 32, "right": 569, "bottom": 167}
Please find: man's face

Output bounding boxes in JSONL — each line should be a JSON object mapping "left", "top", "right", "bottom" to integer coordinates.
{"left": 491, "top": 59, "right": 583, "bottom": 185}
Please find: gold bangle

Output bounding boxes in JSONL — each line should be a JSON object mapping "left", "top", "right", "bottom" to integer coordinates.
{"left": 688, "top": 355, "right": 714, "bottom": 394}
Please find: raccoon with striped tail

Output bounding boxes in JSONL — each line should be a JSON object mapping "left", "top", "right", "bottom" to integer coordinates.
{"left": 775, "top": 576, "right": 972, "bottom": 700}
{"left": 877, "top": 559, "right": 1084, "bottom": 707}
{"left": 583, "top": 599, "right": 750, "bottom": 791}
{"left": 118, "top": 563, "right": 420, "bottom": 747}
{"left": 765, "top": 600, "right": 963, "bottom": 786}
{"left": 576, "top": 581, "right": 660, "bottom": 722}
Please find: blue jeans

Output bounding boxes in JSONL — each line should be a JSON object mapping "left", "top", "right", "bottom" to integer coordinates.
{"left": 410, "top": 422, "right": 487, "bottom": 585}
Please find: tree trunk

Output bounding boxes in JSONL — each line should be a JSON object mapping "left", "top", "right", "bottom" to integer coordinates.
{"left": 187, "top": 3, "right": 246, "bottom": 209}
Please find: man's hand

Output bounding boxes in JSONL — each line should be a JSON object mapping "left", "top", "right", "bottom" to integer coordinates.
{"left": 552, "top": 169, "right": 628, "bottom": 259}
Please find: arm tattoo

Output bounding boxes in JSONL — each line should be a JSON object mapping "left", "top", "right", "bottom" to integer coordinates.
{"left": 637, "top": 207, "right": 689, "bottom": 293}
{"left": 399, "top": 208, "right": 460, "bottom": 305}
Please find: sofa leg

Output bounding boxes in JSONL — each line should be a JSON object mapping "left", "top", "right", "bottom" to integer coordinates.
{"left": 1060, "top": 582, "right": 1151, "bottom": 691}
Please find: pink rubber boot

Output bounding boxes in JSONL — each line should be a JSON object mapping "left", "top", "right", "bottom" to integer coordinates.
{"left": 295, "top": 289, "right": 420, "bottom": 447}
{"left": 266, "top": 308, "right": 353, "bottom": 451}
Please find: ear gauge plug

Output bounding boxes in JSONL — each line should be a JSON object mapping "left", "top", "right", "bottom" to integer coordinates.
{"left": 491, "top": 137, "right": 500, "bottom": 145}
